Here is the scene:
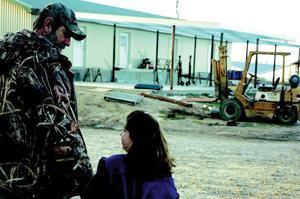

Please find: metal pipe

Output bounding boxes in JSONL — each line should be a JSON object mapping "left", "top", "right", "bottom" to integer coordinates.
{"left": 272, "top": 44, "right": 277, "bottom": 84}
{"left": 193, "top": 36, "right": 197, "bottom": 80}
{"left": 170, "top": 25, "right": 176, "bottom": 90}
{"left": 254, "top": 38, "right": 259, "bottom": 88}
{"left": 209, "top": 35, "right": 214, "bottom": 87}
{"left": 112, "top": 24, "right": 116, "bottom": 82}
{"left": 154, "top": 30, "right": 159, "bottom": 84}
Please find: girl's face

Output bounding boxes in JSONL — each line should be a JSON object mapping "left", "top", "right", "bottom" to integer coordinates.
{"left": 121, "top": 128, "right": 133, "bottom": 152}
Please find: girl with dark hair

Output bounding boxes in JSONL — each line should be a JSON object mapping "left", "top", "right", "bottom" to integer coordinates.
{"left": 86, "top": 110, "right": 179, "bottom": 199}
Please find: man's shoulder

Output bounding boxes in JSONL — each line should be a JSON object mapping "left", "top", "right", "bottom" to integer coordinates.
{"left": 1, "top": 29, "right": 52, "bottom": 50}
{"left": 1, "top": 29, "right": 31, "bottom": 43}
{"left": 0, "top": 29, "right": 55, "bottom": 71}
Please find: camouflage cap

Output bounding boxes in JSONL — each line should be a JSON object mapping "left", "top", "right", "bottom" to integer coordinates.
{"left": 41, "top": 3, "right": 86, "bottom": 41}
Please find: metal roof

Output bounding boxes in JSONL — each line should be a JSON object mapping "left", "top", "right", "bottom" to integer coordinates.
{"left": 78, "top": 16, "right": 300, "bottom": 47}
{"left": 13, "top": 0, "right": 170, "bottom": 18}
{"left": 14, "top": 0, "right": 300, "bottom": 47}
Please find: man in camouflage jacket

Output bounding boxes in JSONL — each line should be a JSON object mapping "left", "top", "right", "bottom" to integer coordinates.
{"left": 0, "top": 3, "right": 92, "bottom": 199}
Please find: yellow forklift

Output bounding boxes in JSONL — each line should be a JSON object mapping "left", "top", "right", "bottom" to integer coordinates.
{"left": 213, "top": 45, "right": 300, "bottom": 124}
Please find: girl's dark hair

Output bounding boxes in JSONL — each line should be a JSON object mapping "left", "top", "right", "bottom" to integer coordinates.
{"left": 124, "top": 110, "right": 175, "bottom": 181}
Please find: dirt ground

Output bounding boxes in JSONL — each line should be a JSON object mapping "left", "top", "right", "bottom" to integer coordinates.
{"left": 76, "top": 84, "right": 300, "bottom": 198}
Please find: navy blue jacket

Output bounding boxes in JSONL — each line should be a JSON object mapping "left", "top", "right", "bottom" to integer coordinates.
{"left": 86, "top": 154, "right": 179, "bottom": 199}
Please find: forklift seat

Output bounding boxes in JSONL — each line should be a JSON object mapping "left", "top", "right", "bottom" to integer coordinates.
{"left": 258, "top": 77, "right": 280, "bottom": 91}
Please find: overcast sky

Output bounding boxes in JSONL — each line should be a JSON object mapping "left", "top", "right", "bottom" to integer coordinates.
{"left": 84, "top": 0, "right": 300, "bottom": 62}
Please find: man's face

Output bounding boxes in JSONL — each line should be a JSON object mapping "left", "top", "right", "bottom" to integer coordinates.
{"left": 47, "top": 25, "right": 71, "bottom": 51}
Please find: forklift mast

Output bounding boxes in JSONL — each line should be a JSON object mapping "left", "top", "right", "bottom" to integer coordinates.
{"left": 212, "top": 45, "right": 228, "bottom": 101}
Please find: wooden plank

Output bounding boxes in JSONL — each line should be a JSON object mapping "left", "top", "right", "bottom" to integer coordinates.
{"left": 181, "top": 97, "right": 217, "bottom": 102}
{"left": 140, "top": 92, "right": 192, "bottom": 107}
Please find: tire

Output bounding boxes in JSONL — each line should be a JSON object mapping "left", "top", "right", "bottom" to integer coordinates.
{"left": 277, "top": 107, "right": 298, "bottom": 124}
{"left": 219, "top": 99, "right": 243, "bottom": 121}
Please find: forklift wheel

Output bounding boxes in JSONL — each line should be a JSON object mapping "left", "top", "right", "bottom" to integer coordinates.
{"left": 219, "top": 99, "right": 243, "bottom": 121}
{"left": 277, "top": 107, "right": 298, "bottom": 124}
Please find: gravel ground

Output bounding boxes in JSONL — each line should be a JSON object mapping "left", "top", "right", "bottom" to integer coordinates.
{"left": 81, "top": 126, "right": 300, "bottom": 199}
{"left": 76, "top": 84, "right": 300, "bottom": 198}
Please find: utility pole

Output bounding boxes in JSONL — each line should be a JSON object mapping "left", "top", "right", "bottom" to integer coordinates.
{"left": 176, "top": 0, "right": 179, "bottom": 19}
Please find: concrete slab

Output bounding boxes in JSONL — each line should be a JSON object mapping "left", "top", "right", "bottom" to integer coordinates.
{"left": 75, "top": 82, "right": 215, "bottom": 94}
{"left": 75, "top": 82, "right": 135, "bottom": 90}
{"left": 104, "top": 91, "right": 144, "bottom": 105}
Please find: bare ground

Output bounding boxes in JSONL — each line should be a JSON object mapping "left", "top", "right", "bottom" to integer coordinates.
{"left": 76, "top": 85, "right": 300, "bottom": 198}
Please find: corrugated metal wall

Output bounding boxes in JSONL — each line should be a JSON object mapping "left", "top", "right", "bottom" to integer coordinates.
{"left": 73, "top": 21, "right": 214, "bottom": 73}
{"left": 0, "top": 0, "right": 32, "bottom": 37}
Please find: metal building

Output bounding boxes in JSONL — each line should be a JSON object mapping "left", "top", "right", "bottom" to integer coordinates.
{"left": 1, "top": 0, "right": 298, "bottom": 85}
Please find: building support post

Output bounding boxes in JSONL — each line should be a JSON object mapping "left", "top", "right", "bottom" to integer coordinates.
{"left": 272, "top": 44, "right": 277, "bottom": 84}
{"left": 209, "top": 35, "right": 214, "bottom": 87}
{"left": 220, "top": 32, "right": 223, "bottom": 46}
{"left": 298, "top": 48, "right": 300, "bottom": 75}
{"left": 245, "top": 40, "right": 249, "bottom": 65}
{"left": 111, "top": 24, "right": 116, "bottom": 82}
{"left": 254, "top": 38, "right": 259, "bottom": 88}
{"left": 170, "top": 25, "right": 176, "bottom": 90}
{"left": 154, "top": 30, "right": 160, "bottom": 84}
{"left": 192, "top": 36, "right": 197, "bottom": 82}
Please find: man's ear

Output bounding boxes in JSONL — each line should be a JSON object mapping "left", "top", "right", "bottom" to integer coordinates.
{"left": 43, "top": 17, "right": 54, "bottom": 34}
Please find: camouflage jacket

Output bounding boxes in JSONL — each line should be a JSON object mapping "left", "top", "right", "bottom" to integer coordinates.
{"left": 0, "top": 29, "right": 92, "bottom": 198}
